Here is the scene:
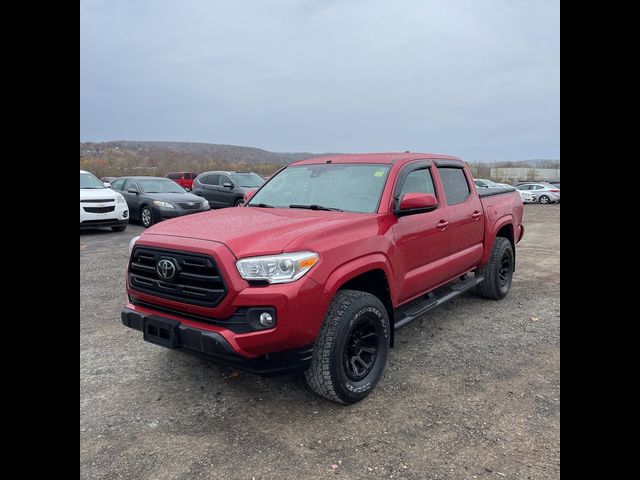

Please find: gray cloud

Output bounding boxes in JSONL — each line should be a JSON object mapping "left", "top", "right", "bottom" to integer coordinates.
{"left": 80, "top": 0, "right": 559, "bottom": 160}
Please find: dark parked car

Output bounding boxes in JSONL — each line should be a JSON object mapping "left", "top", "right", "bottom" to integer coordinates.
{"left": 192, "top": 171, "right": 265, "bottom": 208}
{"left": 111, "top": 176, "right": 210, "bottom": 228}
{"left": 166, "top": 172, "right": 199, "bottom": 191}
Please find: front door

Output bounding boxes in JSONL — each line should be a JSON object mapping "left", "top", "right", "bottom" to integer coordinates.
{"left": 392, "top": 162, "right": 451, "bottom": 303}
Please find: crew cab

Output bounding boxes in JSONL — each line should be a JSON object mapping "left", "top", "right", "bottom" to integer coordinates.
{"left": 121, "top": 153, "right": 524, "bottom": 404}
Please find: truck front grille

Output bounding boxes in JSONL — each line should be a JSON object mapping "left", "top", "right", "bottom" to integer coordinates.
{"left": 129, "top": 246, "right": 227, "bottom": 307}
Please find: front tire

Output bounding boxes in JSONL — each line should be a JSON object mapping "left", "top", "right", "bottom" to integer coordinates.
{"left": 141, "top": 206, "right": 153, "bottom": 228}
{"left": 305, "top": 290, "right": 390, "bottom": 405}
{"left": 475, "top": 237, "right": 514, "bottom": 300}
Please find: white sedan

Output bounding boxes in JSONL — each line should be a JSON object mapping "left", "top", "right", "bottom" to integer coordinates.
{"left": 80, "top": 170, "right": 129, "bottom": 231}
{"left": 517, "top": 190, "right": 536, "bottom": 203}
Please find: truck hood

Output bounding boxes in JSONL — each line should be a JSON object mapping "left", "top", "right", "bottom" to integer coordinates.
{"left": 142, "top": 207, "right": 372, "bottom": 258}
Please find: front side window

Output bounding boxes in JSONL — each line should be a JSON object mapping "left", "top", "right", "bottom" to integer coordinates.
{"left": 124, "top": 179, "right": 138, "bottom": 191}
{"left": 248, "top": 163, "right": 391, "bottom": 213}
{"left": 111, "top": 178, "right": 126, "bottom": 190}
{"left": 80, "top": 172, "right": 106, "bottom": 189}
{"left": 438, "top": 167, "right": 470, "bottom": 205}
{"left": 399, "top": 168, "right": 436, "bottom": 198}
{"left": 219, "top": 175, "right": 233, "bottom": 186}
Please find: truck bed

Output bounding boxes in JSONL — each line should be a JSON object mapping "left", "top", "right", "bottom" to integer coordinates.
{"left": 477, "top": 186, "right": 517, "bottom": 198}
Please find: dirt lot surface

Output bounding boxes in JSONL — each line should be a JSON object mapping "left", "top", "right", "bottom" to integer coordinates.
{"left": 80, "top": 205, "right": 559, "bottom": 480}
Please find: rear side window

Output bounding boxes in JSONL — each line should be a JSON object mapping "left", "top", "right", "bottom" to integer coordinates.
{"left": 399, "top": 169, "right": 436, "bottom": 197}
{"left": 202, "top": 174, "right": 220, "bottom": 185}
{"left": 438, "top": 167, "right": 470, "bottom": 205}
{"left": 167, "top": 173, "right": 178, "bottom": 179}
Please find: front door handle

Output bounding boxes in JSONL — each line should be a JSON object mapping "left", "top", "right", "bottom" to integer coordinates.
{"left": 471, "top": 211, "right": 482, "bottom": 219}
{"left": 436, "top": 220, "right": 449, "bottom": 230}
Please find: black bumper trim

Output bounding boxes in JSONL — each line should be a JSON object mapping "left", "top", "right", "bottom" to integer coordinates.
{"left": 80, "top": 219, "right": 128, "bottom": 229}
{"left": 121, "top": 308, "right": 313, "bottom": 376}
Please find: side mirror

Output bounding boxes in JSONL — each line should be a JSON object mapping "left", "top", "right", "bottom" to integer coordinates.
{"left": 397, "top": 193, "right": 438, "bottom": 216}
{"left": 127, "top": 188, "right": 138, "bottom": 195}
{"left": 222, "top": 182, "right": 234, "bottom": 188}
{"left": 103, "top": 182, "right": 111, "bottom": 188}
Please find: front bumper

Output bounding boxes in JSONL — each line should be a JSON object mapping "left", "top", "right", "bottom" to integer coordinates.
{"left": 121, "top": 307, "right": 313, "bottom": 375}
{"left": 80, "top": 202, "right": 129, "bottom": 229}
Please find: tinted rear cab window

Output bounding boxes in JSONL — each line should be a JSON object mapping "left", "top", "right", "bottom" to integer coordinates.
{"left": 438, "top": 167, "right": 470, "bottom": 205}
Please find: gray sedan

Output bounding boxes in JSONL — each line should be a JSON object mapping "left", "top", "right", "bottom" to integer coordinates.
{"left": 515, "top": 183, "right": 560, "bottom": 204}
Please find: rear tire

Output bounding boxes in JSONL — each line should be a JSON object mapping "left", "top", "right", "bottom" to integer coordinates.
{"left": 111, "top": 225, "right": 127, "bottom": 232}
{"left": 305, "top": 290, "right": 390, "bottom": 405}
{"left": 475, "top": 237, "right": 514, "bottom": 300}
{"left": 539, "top": 195, "right": 550, "bottom": 204}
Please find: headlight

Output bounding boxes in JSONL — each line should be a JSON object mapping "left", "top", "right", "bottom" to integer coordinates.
{"left": 128, "top": 236, "right": 140, "bottom": 255}
{"left": 153, "top": 200, "right": 175, "bottom": 209}
{"left": 202, "top": 200, "right": 209, "bottom": 208}
{"left": 116, "top": 193, "right": 126, "bottom": 205}
{"left": 236, "top": 251, "right": 319, "bottom": 284}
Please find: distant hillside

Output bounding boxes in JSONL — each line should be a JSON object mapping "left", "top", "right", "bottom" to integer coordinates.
{"left": 79, "top": 141, "right": 334, "bottom": 178}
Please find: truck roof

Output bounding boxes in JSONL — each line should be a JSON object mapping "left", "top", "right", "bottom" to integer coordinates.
{"left": 291, "top": 152, "right": 463, "bottom": 166}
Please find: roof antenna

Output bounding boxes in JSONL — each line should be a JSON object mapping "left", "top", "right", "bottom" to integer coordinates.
{"left": 404, "top": 150, "right": 410, "bottom": 153}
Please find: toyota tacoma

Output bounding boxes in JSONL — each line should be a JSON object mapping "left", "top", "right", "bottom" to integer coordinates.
{"left": 121, "top": 153, "right": 524, "bottom": 404}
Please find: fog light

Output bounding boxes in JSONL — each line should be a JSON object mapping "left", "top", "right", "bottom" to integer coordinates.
{"left": 123, "top": 210, "right": 128, "bottom": 219}
{"left": 259, "top": 312, "right": 274, "bottom": 327}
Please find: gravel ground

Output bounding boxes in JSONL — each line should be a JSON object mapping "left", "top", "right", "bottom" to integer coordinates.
{"left": 80, "top": 204, "right": 560, "bottom": 480}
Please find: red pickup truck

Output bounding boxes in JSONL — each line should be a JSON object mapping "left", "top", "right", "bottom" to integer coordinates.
{"left": 122, "top": 153, "right": 524, "bottom": 404}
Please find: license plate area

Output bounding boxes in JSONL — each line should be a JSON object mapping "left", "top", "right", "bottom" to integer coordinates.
{"left": 143, "top": 316, "right": 180, "bottom": 348}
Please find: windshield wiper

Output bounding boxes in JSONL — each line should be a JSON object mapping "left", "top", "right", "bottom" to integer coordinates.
{"left": 248, "top": 203, "right": 274, "bottom": 208}
{"left": 289, "top": 204, "right": 343, "bottom": 212}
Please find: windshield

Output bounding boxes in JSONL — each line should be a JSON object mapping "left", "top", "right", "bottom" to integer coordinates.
{"left": 139, "top": 178, "right": 186, "bottom": 193}
{"left": 248, "top": 164, "right": 390, "bottom": 213}
{"left": 80, "top": 172, "right": 106, "bottom": 189}
{"left": 231, "top": 172, "right": 265, "bottom": 188}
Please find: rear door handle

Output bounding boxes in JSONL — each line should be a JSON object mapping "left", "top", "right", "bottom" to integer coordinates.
{"left": 436, "top": 220, "right": 449, "bottom": 230}
{"left": 471, "top": 211, "right": 482, "bottom": 219}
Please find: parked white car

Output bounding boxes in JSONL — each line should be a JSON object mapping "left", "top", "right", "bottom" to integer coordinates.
{"left": 515, "top": 182, "right": 560, "bottom": 204}
{"left": 80, "top": 170, "right": 129, "bottom": 231}
{"left": 517, "top": 190, "right": 536, "bottom": 203}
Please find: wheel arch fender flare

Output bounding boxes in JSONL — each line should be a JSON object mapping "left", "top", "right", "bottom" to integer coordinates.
{"left": 480, "top": 216, "right": 515, "bottom": 267}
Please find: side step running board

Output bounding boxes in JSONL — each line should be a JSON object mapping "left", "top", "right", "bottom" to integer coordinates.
{"left": 394, "top": 275, "right": 484, "bottom": 330}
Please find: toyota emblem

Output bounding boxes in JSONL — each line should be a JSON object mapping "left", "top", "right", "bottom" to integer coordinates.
{"left": 156, "top": 259, "right": 177, "bottom": 280}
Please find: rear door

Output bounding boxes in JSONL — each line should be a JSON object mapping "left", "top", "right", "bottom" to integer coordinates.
{"left": 392, "top": 161, "right": 451, "bottom": 302}
{"left": 197, "top": 174, "right": 221, "bottom": 205}
{"left": 435, "top": 163, "right": 484, "bottom": 277}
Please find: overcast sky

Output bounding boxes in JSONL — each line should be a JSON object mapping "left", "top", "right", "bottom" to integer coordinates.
{"left": 80, "top": 0, "right": 559, "bottom": 161}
